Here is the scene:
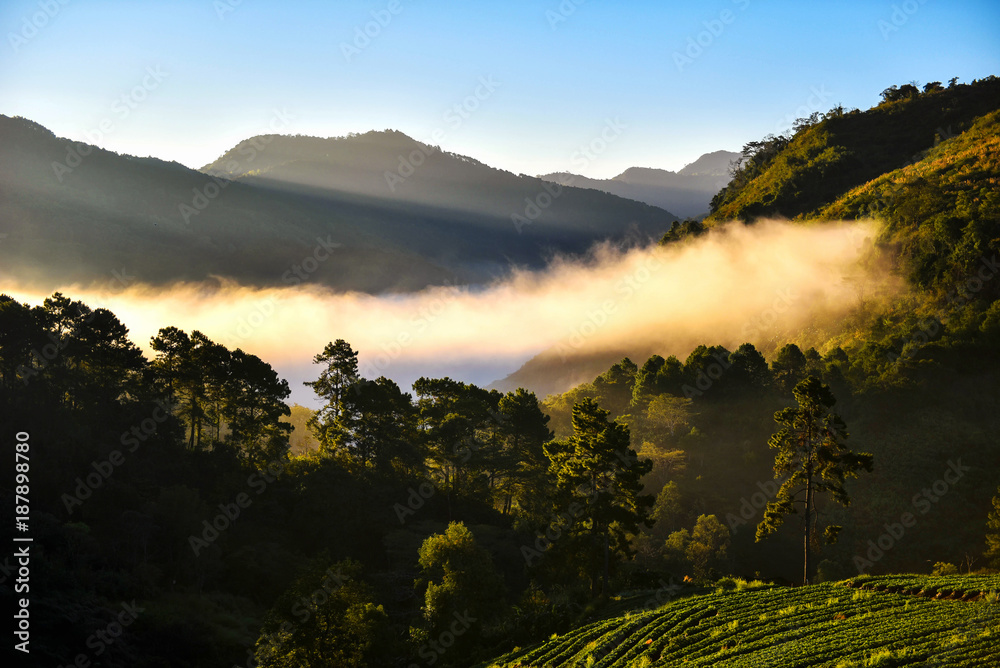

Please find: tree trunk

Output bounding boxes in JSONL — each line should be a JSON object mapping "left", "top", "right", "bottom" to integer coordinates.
{"left": 603, "top": 531, "right": 610, "bottom": 596}
{"left": 803, "top": 421, "right": 814, "bottom": 585}
{"left": 804, "top": 477, "right": 811, "bottom": 585}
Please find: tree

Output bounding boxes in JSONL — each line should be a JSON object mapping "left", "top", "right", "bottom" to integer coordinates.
{"left": 631, "top": 354, "right": 685, "bottom": 408}
{"left": 305, "top": 340, "right": 360, "bottom": 453}
{"left": 544, "top": 398, "right": 654, "bottom": 596}
{"left": 986, "top": 488, "right": 1000, "bottom": 568}
{"left": 151, "top": 329, "right": 240, "bottom": 449}
{"left": 756, "top": 376, "right": 873, "bottom": 584}
{"left": 254, "top": 559, "right": 389, "bottom": 668}
{"left": 414, "top": 522, "right": 505, "bottom": 658}
{"left": 412, "top": 377, "right": 505, "bottom": 504}
{"left": 686, "top": 514, "right": 731, "bottom": 579}
{"left": 339, "top": 376, "right": 419, "bottom": 472}
{"left": 683, "top": 345, "right": 732, "bottom": 399}
{"left": 494, "top": 389, "right": 553, "bottom": 515}
{"left": 223, "top": 349, "right": 292, "bottom": 468}
{"left": 880, "top": 83, "right": 920, "bottom": 103}
{"left": 0, "top": 295, "right": 47, "bottom": 391}
{"left": 728, "top": 343, "right": 771, "bottom": 391}
{"left": 592, "top": 357, "right": 637, "bottom": 417}
{"left": 770, "top": 343, "right": 807, "bottom": 393}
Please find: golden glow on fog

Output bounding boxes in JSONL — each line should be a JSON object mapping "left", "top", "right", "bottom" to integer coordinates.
{"left": 4, "top": 220, "right": 895, "bottom": 388}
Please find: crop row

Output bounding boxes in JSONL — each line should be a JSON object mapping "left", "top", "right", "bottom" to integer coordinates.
{"left": 482, "top": 577, "right": 999, "bottom": 667}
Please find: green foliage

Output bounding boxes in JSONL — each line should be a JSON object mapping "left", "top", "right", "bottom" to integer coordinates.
{"left": 659, "top": 218, "right": 707, "bottom": 245}
{"left": 770, "top": 343, "right": 807, "bottom": 393}
{"left": 756, "top": 376, "right": 874, "bottom": 583}
{"left": 708, "top": 76, "right": 1000, "bottom": 223}
{"left": 685, "top": 514, "right": 731, "bottom": 579}
{"left": 986, "top": 488, "right": 1000, "bottom": 568}
{"left": 543, "top": 398, "right": 655, "bottom": 594}
{"left": 150, "top": 326, "right": 290, "bottom": 462}
{"left": 254, "top": 559, "right": 389, "bottom": 668}
{"left": 304, "top": 339, "right": 360, "bottom": 453}
{"left": 486, "top": 575, "right": 1000, "bottom": 667}
{"left": 592, "top": 357, "right": 638, "bottom": 417}
{"left": 931, "top": 562, "right": 960, "bottom": 576}
{"left": 818, "top": 108, "right": 1000, "bottom": 297}
{"left": 414, "top": 522, "right": 506, "bottom": 661}
{"left": 340, "top": 376, "right": 420, "bottom": 472}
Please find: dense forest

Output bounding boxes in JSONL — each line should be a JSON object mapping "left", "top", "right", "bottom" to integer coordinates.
{"left": 3, "top": 77, "right": 1000, "bottom": 667}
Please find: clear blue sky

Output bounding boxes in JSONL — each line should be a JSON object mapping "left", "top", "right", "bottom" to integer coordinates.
{"left": 2, "top": 0, "right": 998, "bottom": 177}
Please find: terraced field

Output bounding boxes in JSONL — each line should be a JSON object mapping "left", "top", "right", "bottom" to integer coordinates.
{"left": 481, "top": 575, "right": 999, "bottom": 667}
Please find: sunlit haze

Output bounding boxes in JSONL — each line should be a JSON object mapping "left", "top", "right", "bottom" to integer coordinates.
{"left": 7, "top": 220, "right": 899, "bottom": 406}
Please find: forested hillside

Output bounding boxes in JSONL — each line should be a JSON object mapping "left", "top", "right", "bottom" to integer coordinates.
{"left": 3, "top": 77, "right": 999, "bottom": 668}
{"left": 707, "top": 76, "right": 1000, "bottom": 225}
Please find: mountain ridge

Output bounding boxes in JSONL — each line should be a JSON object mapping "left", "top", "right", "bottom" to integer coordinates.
{"left": 0, "top": 118, "right": 677, "bottom": 293}
{"left": 538, "top": 149, "right": 737, "bottom": 219}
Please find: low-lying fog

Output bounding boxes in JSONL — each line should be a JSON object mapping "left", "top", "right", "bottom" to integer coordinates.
{"left": 5, "top": 220, "right": 900, "bottom": 406}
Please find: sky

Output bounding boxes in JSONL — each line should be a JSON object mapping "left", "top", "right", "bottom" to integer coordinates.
{"left": 2, "top": 0, "right": 999, "bottom": 178}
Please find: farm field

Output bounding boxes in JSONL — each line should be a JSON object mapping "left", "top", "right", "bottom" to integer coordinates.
{"left": 481, "top": 575, "right": 1000, "bottom": 667}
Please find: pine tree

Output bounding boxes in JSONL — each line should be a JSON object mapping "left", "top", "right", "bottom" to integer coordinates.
{"left": 756, "top": 375, "right": 873, "bottom": 584}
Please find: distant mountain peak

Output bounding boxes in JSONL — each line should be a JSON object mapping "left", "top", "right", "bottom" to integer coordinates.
{"left": 537, "top": 150, "right": 737, "bottom": 219}
{"left": 677, "top": 150, "right": 739, "bottom": 177}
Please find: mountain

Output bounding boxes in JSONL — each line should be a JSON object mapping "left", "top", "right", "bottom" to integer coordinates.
{"left": 538, "top": 149, "right": 738, "bottom": 219}
{"left": 494, "top": 77, "right": 1000, "bottom": 398}
{"left": 0, "top": 119, "right": 677, "bottom": 293}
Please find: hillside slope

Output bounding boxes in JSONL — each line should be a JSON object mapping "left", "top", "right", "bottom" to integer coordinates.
{"left": 815, "top": 108, "right": 1000, "bottom": 295}
{"left": 707, "top": 77, "right": 1000, "bottom": 224}
{"left": 483, "top": 574, "right": 1000, "bottom": 667}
